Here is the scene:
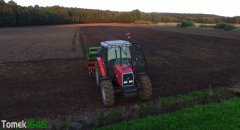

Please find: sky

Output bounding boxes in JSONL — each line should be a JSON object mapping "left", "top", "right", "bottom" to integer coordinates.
{"left": 6, "top": 0, "right": 240, "bottom": 17}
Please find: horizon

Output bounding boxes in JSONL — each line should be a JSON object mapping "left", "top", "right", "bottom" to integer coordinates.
{"left": 5, "top": 0, "right": 240, "bottom": 17}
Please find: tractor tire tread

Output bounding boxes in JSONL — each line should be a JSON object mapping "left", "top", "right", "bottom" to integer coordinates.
{"left": 95, "top": 63, "right": 101, "bottom": 87}
{"left": 138, "top": 75, "right": 152, "bottom": 100}
{"left": 101, "top": 80, "right": 115, "bottom": 106}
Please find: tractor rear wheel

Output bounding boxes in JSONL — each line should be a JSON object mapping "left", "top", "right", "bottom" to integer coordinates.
{"left": 95, "top": 63, "right": 101, "bottom": 87}
{"left": 138, "top": 75, "right": 152, "bottom": 100}
{"left": 100, "top": 80, "right": 115, "bottom": 106}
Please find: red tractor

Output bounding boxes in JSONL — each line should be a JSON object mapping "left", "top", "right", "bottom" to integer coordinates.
{"left": 93, "top": 40, "right": 152, "bottom": 106}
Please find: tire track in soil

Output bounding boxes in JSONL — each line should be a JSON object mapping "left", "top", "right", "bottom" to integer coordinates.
{"left": 71, "top": 27, "right": 87, "bottom": 62}
{"left": 76, "top": 27, "right": 88, "bottom": 109}
{"left": 71, "top": 27, "right": 83, "bottom": 60}
{"left": 71, "top": 27, "right": 79, "bottom": 53}
{"left": 79, "top": 28, "right": 88, "bottom": 58}
{"left": 78, "top": 27, "right": 109, "bottom": 109}
{"left": 71, "top": 27, "right": 92, "bottom": 109}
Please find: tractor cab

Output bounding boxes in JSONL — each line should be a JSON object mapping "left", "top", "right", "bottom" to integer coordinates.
{"left": 99, "top": 40, "right": 147, "bottom": 78}
{"left": 94, "top": 40, "right": 152, "bottom": 106}
{"left": 100, "top": 40, "right": 133, "bottom": 77}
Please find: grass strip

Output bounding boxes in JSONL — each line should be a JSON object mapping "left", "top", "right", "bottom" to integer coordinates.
{"left": 97, "top": 97, "right": 240, "bottom": 130}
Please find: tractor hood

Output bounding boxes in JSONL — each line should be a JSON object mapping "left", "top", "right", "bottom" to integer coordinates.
{"left": 114, "top": 64, "right": 134, "bottom": 87}
{"left": 114, "top": 64, "right": 132, "bottom": 74}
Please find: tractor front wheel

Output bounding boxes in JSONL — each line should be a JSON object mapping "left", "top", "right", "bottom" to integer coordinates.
{"left": 138, "top": 75, "right": 152, "bottom": 100}
{"left": 100, "top": 80, "right": 115, "bottom": 106}
{"left": 95, "top": 63, "right": 101, "bottom": 87}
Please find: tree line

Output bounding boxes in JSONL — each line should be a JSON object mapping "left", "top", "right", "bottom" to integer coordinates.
{"left": 0, "top": 0, "right": 240, "bottom": 27}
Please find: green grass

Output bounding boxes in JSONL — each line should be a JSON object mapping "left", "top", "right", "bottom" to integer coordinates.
{"left": 161, "top": 87, "right": 225, "bottom": 106}
{"left": 157, "top": 22, "right": 178, "bottom": 27}
{"left": 235, "top": 27, "right": 240, "bottom": 31}
{"left": 96, "top": 97, "right": 240, "bottom": 130}
{"left": 157, "top": 22, "right": 240, "bottom": 31}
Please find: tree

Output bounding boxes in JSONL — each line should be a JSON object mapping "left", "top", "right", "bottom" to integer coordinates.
{"left": 0, "top": 0, "right": 5, "bottom": 5}
{"left": 34, "top": 5, "right": 39, "bottom": 8}
{"left": 2, "top": 5, "right": 16, "bottom": 26}
{"left": 130, "top": 9, "right": 142, "bottom": 22}
{"left": 0, "top": 0, "right": 239, "bottom": 27}
{"left": 8, "top": 0, "right": 17, "bottom": 6}
{"left": 0, "top": 6, "right": 3, "bottom": 26}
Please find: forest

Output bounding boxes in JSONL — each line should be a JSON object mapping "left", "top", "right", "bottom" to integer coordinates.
{"left": 0, "top": 0, "right": 240, "bottom": 27}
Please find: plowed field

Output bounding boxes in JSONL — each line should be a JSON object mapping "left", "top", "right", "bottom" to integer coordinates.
{"left": 1, "top": 24, "right": 240, "bottom": 120}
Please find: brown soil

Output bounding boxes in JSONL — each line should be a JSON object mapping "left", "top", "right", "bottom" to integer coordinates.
{"left": 1, "top": 24, "right": 240, "bottom": 120}
{"left": 0, "top": 26, "right": 82, "bottom": 62}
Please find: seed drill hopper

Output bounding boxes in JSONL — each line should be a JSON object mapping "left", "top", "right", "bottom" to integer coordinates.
{"left": 86, "top": 47, "right": 101, "bottom": 76}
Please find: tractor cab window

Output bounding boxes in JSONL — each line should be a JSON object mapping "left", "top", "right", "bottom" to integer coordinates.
{"left": 130, "top": 43, "right": 147, "bottom": 74}
{"left": 108, "top": 46, "right": 131, "bottom": 65}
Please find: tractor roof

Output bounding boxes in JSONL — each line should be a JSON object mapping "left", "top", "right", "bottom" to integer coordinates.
{"left": 101, "top": 40, "right": 131, "bottom": 47}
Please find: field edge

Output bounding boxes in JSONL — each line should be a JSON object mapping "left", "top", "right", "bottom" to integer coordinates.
{"left": 48, "top": 87, "right": 236, "bottom": 130}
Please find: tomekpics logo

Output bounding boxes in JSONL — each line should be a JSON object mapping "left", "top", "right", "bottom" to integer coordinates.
{"left": 1, "top": 119, "right": 47, "bottom": 129}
